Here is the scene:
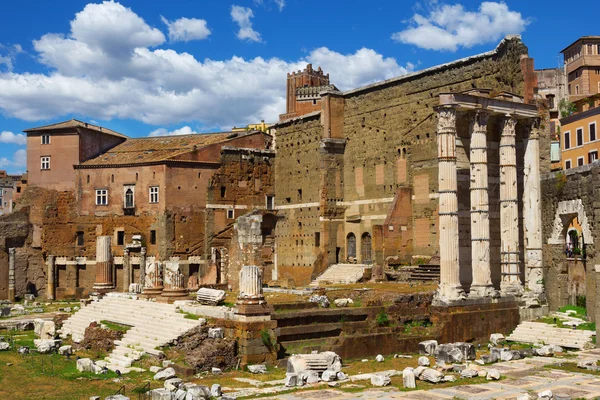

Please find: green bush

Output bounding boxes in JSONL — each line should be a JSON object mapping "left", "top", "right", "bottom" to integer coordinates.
{"left": 376, "top": 312, "right": 390, "bottom": 327}
{"left": 260, "top": 329, "right": 274, "bottom": 349}
{"left": 576, "top": 295, "right": 587, "bottom": 308}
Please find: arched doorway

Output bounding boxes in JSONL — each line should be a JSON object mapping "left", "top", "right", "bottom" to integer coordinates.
{"left": 347, "top": 233, "right": 356, "bottom": 261}
{"left": 361, "top": 232, "right": 372, "bottom": 264}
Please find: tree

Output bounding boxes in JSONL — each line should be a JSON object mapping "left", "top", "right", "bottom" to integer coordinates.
{"left": 559, "top": 98, "right": 576, "bottom": 118}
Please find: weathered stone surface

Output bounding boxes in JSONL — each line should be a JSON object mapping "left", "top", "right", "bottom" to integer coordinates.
{"left": 420, "top": 368, "right": 443, "bottom": 383}
{"left": 248, "top": 364, "right": 267, "bottom": 374}
{"left": 300, "top": 370, "right": 320, "bottom": 384}
{"left": 287, "top": 352, "right": 342, "bottom": 374}
{"left": 538, "top": 389, "right": 553, "bottom": 399}
{"left": 34, "top": 339, "right": 59, "bottom": 353}
{"left": 77, "top": 358, "right": 95, "bottom": 373}
{"left": 308, "top": 295, "right": 330, "bottom": 308}
{"left": 336, "top": 371, "right": 347, "bottom": 380}
{"left": 402, "top": 368, "right": 416, "bottom": 389}
{"left": 443, "top": 375, "right": 456, "bottom": 382}
{"left": 148, "top": 388, "right": 173, "bottom": 400}
{"left": 150, "top": 366, "right": 163, "bottom": 373}
{"left": 321, "top": 370, "right": 337, "bottom": 382}
{"left": 490, "top": 333, "right": 505, "bottom": 346}
{"left": 154, "top": 367, "right": 176, "bottom": 381}
{"left": 183, "top": 384, "right": 210, "bottom": 399}
{"left": 535, "top": 345, "right": 554, "bottom": 357}
{"left": 490, "top": 347, "right": 501, "bottom": 362}
{"left": 435, "top": 343, "right": 463, "bottom": 364}
{"left": 418, "top": 356, "right": 430, "bottom": 366}
{"left": 34, "top": 319, "right": 55, "bottom": 339}
{"left": 210, "top": 384, "right": 221, "bottom": 397}
{"left": 577, "top": 359, "right": 595, "bottom": 368}
{"left": 164, "top": 378, "right": 183, "bottom": 391}
{"left": 375, "top": 354, "right": 384, "bottom": 362}
{"left": 58, "top": 345, "right": 72, "bottom": 355}
{"left": 196, "top": 288, "right": 226, "bottom": 305}
{"left": 500, "top": 349, "right": 513, "bottom": 361}
{"left": 486, "top": 369, "right": 501, "bottom": 380}
{"left": 333, "top": 298, "right": 353, "bottom": 307}
{"left": 105, "top": 396, "right": 129, "bottom": 400}
{"left": 285, "top": 373, "right": 298, "bottom": 387}
{"left": 211, "top": 367, "right": 221, "bottom": 374}
{"left": 370, "top": 374, "right": 391, "bottom": 387}
{"left": 413, "top": 366, "right": 426, "bottom": 379}
{"left": 208, "top": 328, "right": 224, "bottom": 339}
{"left": 418, "top": 340, "right": 438, "bottom": 355}
{"left": 454, "top": 342, "right": 476, "bottom": 360}
{"left": 0, "top": 342, "right": 10, "bottom": 351}
{"left": 460, "top": 369, "right": 479, "bottom": 378}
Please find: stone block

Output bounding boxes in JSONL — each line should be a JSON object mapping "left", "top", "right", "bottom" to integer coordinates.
{"left": 34, "top": 319, "right": 55, "bottom": 339}
{"left": 210, "top": 384, "right": 221, "bottom": 397}
{"left": 402, "top": 368, "right": 416, "bottom": 389}
{"left": 208, "top": 328, "right": 224, "bottom": 339}
{"left": 77, "top": 358, "right": 95, "bottom": 373}
{"left": 321, "top": 370, "right": 337, "bottom": 382}
{"left": 248, "top": 364, "right": 267, "bottom": 374}
{"left": 489, "top": 333, "right": 505, "bottom": 346}
{"left": 154, "top": 367, "right": 176, "bottom": 381}
{"left": 486, "top": 369, "right": 500, "bottom": 380}
{"left": 375, "top": 354, "right": 384, "bottom": 362}
{"left": 370, "top": 374, "right": 391, "bottom": 387}
{"left": 333, "top": 298, "right": 353, "bottom": 307}
{"left": 285, "top": 373, "right": 298, "bottom": 387}
{"left": 418, "top": 356, "right": 430, "bottom": 366}
{"left": 420, "top": 368, "right": 443, "bottom": 383}
{"left": 58, "top": 345, "right": 72, "bottom": 355}
{"left": 150, "top": 366, "right": 163, "bottom": 373}
{"left": 418, "top": 340, "right": 438, "bottom": 355}
{"left": 460, "top": 369, "right": 479, "bottom": 378}
{"left": 164, "top": 378, "right": 183, "bottom": 391}
{"left": 148, "top": 388, "right": 173, "bottom": 400}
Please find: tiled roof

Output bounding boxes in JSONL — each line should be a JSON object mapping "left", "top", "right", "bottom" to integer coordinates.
{"left": 24, "top": 119, "right": 127, "bottom": 139}
{"left": 80, "top": 131, "right": 244, "bottom": 166}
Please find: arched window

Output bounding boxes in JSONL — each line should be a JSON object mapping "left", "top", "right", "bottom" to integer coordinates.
{"left": 125, "top": 188, "right": 134, "bottom": 208}
{"left": 361, "top": 232, "right": 372, "bottom": 263}
{"left": 347, "top": 233, "right": 356, "bottom": 259}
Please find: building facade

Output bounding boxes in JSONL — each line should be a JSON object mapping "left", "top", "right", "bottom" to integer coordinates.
{"left": 562, "top": 36, "right": 600, "bottom": 100}
{"left": 560, "top": 95, "right": 600, "bottom": 169}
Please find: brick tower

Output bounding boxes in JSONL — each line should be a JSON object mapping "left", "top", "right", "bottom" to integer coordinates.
{"left": 280, "top": 64, "right": 335, "bottom": 120}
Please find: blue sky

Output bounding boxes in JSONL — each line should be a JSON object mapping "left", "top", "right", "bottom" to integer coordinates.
{"left": 0, "top": 0, "right": 593, "bottom": 173}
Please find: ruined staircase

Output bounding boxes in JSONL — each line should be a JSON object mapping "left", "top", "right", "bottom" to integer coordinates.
{"left": 61, "top": 295, "right": 203, "bottom": 372}
{"left": 407, "top": 264, "right": 440, "bottom": 282}
{"left": 506, "top": 321, "right": 595, "bottom": 350}
{"left": 310, "top": 264, "right": 370, "bottom": 287}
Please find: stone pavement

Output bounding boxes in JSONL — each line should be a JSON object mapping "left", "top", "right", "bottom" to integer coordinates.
{"left": 249, "top": 356, "right": 600, "bottom": 399}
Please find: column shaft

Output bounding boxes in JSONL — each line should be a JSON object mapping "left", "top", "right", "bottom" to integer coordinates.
{"left": 500, "top": 116, "right": 523, "bottom": 294}
{"left": 47, "top": 255, "right": 55, "bottom": 300}
{"left": 469, "top": 111, "right": 495, "bottom": 297}
{"left": 94, "top": 236, "right": 115, "bottom": 291}
{"left": 123, "top": 249, "right": 131, "bottom": 292}
{"left": 8, "top": 248, "right": 15, "bottom": 302}
{"left": 436, "top": 106, "right": 465, "bottom": 302}
{"left": 139, "top": 248, "right": 146, "bottom": 285}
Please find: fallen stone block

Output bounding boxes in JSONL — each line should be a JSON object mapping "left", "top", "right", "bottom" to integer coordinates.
{"left": 58, "top": 345, "right": 72, "bottom": 355}
{"left": 535, "top": 345, "right": 554, "bottom": 357}
{"left": 420, "top": 368, "right": 443, "bottom": 383}
{"left": 183, "top": 384, "right": 211, "bottom": 399}
{"left": 150, "top": 366, "right": 163, "bottom": 373}
{"left": 154, "top": 367, "right": 176, "bottom": 381}
{"left": 486, "top": 369, "right": 500, "bottom": 380}
{"left": 308, "top": 295, "right": 330, "bottom": 308}
{"left": 413, "top": 366, "right": 426, "bottom": 379}
{"left": 285, "top": 373, "right": 298, "bottom": 387}
{"left": 147, "top": 388, "right": 173, "bottom": 400}
{"left": 454, "top": 342, "right": 476, "bottom": 360}
{"left": 500, "top": 349, "right": 513, "bottom": 361}
{"left": 370, "top": 374, "right": 391, "bottom": 387}
{"left": 301, "top": 370, "right": 320, "bottom": 384}
{"left": 417, "top": 356, "right": 430, "bottom": 366}
{"left": 34, "top": 339, "right": 59, "bottom": 354}
{"left": 34, "top": 319, "right": 56, "bottom": 339}
{"left": 211, "top": 367, "right": 221, "bottom": 374}
{"left": 196, "top": 288, "right": 226, "bottom": 305}
{"left": 210, "top": 384, "right": 222, "bottom": 397}
{"left": 418, "top": 340, "right": 438, "bottom": 356}
{"left": 460, "top": 369, "right": 479, "bottom": 378}
{"left": 162, "top": 360, "right": 173, "bottom": 368}
{"left": 72, "top": 333, "right": 84, "bottom": 343}
{"left": 336, "top": 371, "right": 347, "bottom": 380}
{"left": 435, "top": 344, "right": 463, "bottom": 364}
{"left": 442, "top": 375, "right": 456, "bottom": 382}
{"left": 0, "top": 342, "right": 10, "bottom": 351}
{"left": 77, "top": 358, "right": 96, "bottom": 373}
{"left": 549, "top": 344, "right": 564, "bottom": 353}
{"left": 173, "top": 389, "right": 187, "bottom": 400}
{"left": 333, "top": 298, "right": 353, "bottom": 307}
{"left": 538, "top": 389, "right": 553, "bottom": 399}
{"left": 577, "top": 359, "right": 595, "bottom": 368}
{"left": 321, "top": 370, "right": 337, "bottom": 382}
{"left": 402, "top": 367, "right": 416, "bottom": 389}
{"left": 489, "top": 333, "right": 505, "bottom": 346}
{"left": 287, "top": 351, "right": 342, "bottom": 374}
{"left": 208, "top": 328, "right": 224, "bottom": 339}
{"left": 375, "top": 354, "right": 384, "bottom": 362}
{"left": 248, "top": 364, "right": 267, "bottom": 374}
{"left": 164, "top": 378, "right": 183, "bottom": 391}
{"left": 105, "top": 396, "right": 129, "bottom": 400}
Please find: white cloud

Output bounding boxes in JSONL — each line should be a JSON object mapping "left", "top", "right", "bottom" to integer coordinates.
{"left": 161, "top": 16, "right": 211, "bottom": 42}
{"left": 274, "top": 0, "right": 285, "bottom": 11}
{"left": 149, "top": 126, "right": 197, "bottom": 137}
{"left": 231, "top": 6, "right": 262, "bottom": 42}
{"left": 392, "top": 1, "right": 529, "bottom": 51}
{"left": 0, "top": 149, "right": 26, "bottom": 171}
{"left": 0, "top": 1, "right": 413, "bottom": 129}
{"left": 0, "top": 131, "right": 27, "bottom": 145}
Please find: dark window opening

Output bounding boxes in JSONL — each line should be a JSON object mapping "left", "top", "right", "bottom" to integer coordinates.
{"left": 564, "top": 132, "right": 571, "bottom": 149}
{"left": 591, "top": 123, "right": 596, "bottom": 142}
{"left": 297, "top": 189, "right": 302, "bottom": 201}
{"left": 578, "top": 157, "right": 585, "bottom": 167}
{"left": 150, "top": 230, "right": 156, "bottom": 245}
{"left": 76, "top": 231, "right": 84, "bottom": 246}
{"left": 117, "top": 231, "right": 125, "bottom": 246}
{"left": 589, "top": 151, "right": 598, "bottom": 164}
{"left": 286, "top": 197, "right": 291, "bottom": 203}
{"left": 315, "top": 232, "right": 320, "bottom": 247}
{"left": 220, "top": 186, "right": 226, "bottom": 198}
{"left": 266, "top": 195, "right": 274, "bottom": 210}
{"left": 565, "top": 160, "right": 572, "bottom": 169}
{"left": 577, "top": 128, "right": 584, "bottom": 146}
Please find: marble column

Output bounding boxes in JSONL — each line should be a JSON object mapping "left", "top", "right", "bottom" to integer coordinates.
{"left": 499, "top": 116, "right": 523, "bottom": 295}
{"left": 8, "top": 248, "right": 15, "bottom": 302}
{"left": 237, "top": 265, "right": 265, "bottom": 305}
{"left": 469, "top": 111, "right": 496, "bottom": 297}
{"left": 47, "top": 255, "right": 55, "bottom": 300}
{"left": 122, "top": 249, "right": 131, "bottom": 292}
{"left": 436, "top": 106, "right": 465, "bottom": 302}
{"left": 523, "top": 118, "right": 544, "bottom": 302}
{"left": 162, "top": 261, "right": 188, "bottom": 298}
{"left": 142, "top": 261, "right": 164, "bottom": 296}
{"left": 139, "top": 247, "right": 146, "bottom": 285}
{"left": 93, "top": 236, "right": 114, "bottom": 291}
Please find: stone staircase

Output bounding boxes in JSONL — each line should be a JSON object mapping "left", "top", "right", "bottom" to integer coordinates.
{"left": 506, "top": 321, "right": 595, "bottom": 350}
{"left": 310, "top": 264, "right": 370, "bottom": 287}
{"left": 407, "top": 264, "right": 440, "bottom": 281}
{"left": 61, "top": 295, "right": 203, "bottom": 372}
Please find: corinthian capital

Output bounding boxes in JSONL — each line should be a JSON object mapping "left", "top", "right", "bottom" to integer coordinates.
{"left": 437, "top": 105, "right": 457, "bottom": 132}
{"left": 501, "top": 115, "right": 517, "bottom": 136}
{"left": 470, "top": 110, "right": 490, "bottom": 134}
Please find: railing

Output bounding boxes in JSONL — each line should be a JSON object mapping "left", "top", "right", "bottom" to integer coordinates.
{"left": 137, "top": 382, "right": 151, "bottom": 400}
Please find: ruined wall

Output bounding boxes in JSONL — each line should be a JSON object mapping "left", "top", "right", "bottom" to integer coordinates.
{"left": 541, "top": 164, "right": 599, "bottom": 321}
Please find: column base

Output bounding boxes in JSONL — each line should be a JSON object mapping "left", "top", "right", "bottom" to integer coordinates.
{"left": 93, "top": 283, "right": 115, "bottom": 293}
{"left": 469, "top": 285, "right": 499, "bottom": 298}
{"left": 142, "top": 286, "right": 164, "bottom": 297}
{"left": 161, "top": 289, "right": 189, "bottom": 298}
{"left": 434, "top": 283, "right": 466, "bottom": 305}
{"left": 501, "top": 282, "right": 524, "bottom": 297}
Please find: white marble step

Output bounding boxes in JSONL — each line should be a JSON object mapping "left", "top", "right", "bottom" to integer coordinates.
{"left": 310, "top": 264, "right": 369, "bottom": 286}
{"left": 507, "top": 321, "right": 594, "bottom": 349}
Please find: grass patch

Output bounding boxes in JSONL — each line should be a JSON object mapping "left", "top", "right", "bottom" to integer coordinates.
{"left": 100, "top": 320, "right": 132, "bottom": 333}
{"left": 181, "top": 311, "right": 202, "bottom": 320}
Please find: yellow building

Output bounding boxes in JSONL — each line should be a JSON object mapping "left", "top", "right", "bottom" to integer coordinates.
{"left": 232, "top": 120, "right": 270, "bottom": 133}
{"left": 560, "top": 95, "right": 600, "bottom": 169}
{"left": 561, "top": 36, "right": 600, "bottom": 100}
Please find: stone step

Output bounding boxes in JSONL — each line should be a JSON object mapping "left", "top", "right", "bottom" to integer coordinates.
{"left": 310, "top": 264, "right": 369, "bottom": 286}
{"left": 507, "top": 321, "right": 594, "bottom": 349}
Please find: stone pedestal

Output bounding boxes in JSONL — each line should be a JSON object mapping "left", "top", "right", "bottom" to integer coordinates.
{"left": 435, "top": 106, "right": 465, "bottom": 303}
{"left": 93, "top": 236, "right": 114, "bottom": 292}
{"left": 499, "top": 117, "right": 523, "bottom": 295}
{"left": 47, "top": 255, "right": 55, "bottom": 300}
{"left": 122, "top": 249, "right": 131, "bottom": 292}
{"left": 143, "top": 261, "right": 164, "bottom": 296}
{"left": 8, "top": 248, "right": 15, "bottom": 302}
{"left": 469, "top": 111, "right": 496, "bottom": 298}
{"left": 162, "top": 261, "right": 188, "bottom": 298}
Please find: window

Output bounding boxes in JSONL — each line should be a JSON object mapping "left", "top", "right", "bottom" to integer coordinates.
{"left": 220, "top": 186, "right": 226, "bottom": 198}
{"left": 150, "top": 230, "right": 156, "bottom": 245}
{"left": 86, "top": 175, "right": 90, "bottom": 184}
{"left": 315, "top": 232, "right": 320, "bottom": 247}
{"left": 16, "top": 187, "right": 21, "bottom": 193}
{"left": 577, "top": 128, "right": 584, "bottom": 146}
{"left": 227, "top": 209, "right": 234, "bottom": 219}
{"left": 589, "top": 151, "right": 598, "bottom": 164}
{"left": 297, "top": 189, "right": 302, "bottom": 201}
{"left": 149, "top": 186, "right": 159, "bottom": 203}
{"left": 578, "top": 157, "right": 585, "bottom": 167}
{"left": 41, "top": 135, "right": 50, "bottom": 145}
{"left": 590, "top": 123, "right": 597, "bottom": 142}
{"left": 565, "top": 159, "right": 572, "bottom": 169}
{"left": 547, "top": 94, "right": 555, "bottom": 109}
{"left": 95, "top": 189, "right": 108, "bottom": 205}
{"left": 564, "top": 131, "right": 571, "bottom": 149}
{"left": 576, "top": 85, "right": 580, "bottom": 95}
{"left": 76, "top": 231, "right": 84, "bottom": 246}
{"left": 347, "top": 233, "right": 356, "bottom": 259}
{"left": 41, "top": 156, "right": 50, "bottom": 170}
{"left": 117, "top": 231, "right": 125, "bottom": 246}
{"left": 124, "top": 185, "right": 134, "bottom": 208}
{"left": 588, "top": 44, "right": 593, "bottom": 54}
{"left": 266, "top": 195, "right": 274, "bottom": 210}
